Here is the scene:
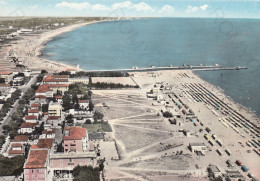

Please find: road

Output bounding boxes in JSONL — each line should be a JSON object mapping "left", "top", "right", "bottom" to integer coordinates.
{"left": 0, "top": 75, "right": 38, "bottom": 135}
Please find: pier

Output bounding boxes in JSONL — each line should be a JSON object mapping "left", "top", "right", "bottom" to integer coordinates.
{"left": 82, "top": 65, "right": 247, "bottom": 73}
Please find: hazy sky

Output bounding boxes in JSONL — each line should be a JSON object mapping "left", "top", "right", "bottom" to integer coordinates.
{"left": 0, "top": 0, "right": 259, "bottom": 18}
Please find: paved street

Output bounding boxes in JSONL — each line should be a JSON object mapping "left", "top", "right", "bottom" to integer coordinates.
{"left": 0, "top": 75, "right": 38, "bottom": 135}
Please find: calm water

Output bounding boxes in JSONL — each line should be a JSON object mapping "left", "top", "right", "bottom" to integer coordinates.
{"left": 42, "top": 18, "right": 260, "bottom": 116}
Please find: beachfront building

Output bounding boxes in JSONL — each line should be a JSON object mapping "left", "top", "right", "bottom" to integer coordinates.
{"left": 64, "top": 127, "right": 89, "bottom": 153}
{"left": 48, "top": 102, "right": 62, "bottom": 117}
{"left": 24, "top": 148, "right": 49, "bottom": 181}
{"left": 43, "top": 75, "right": 69, "bottom": 85}
{"left": 0, "top": 71, "right": 13, "bottom": 83}
{"left": 68, "top": 77, "right": 89, "bottom": 85}
{"left": 36, "top": 84, "right": 68, "bottom": 98}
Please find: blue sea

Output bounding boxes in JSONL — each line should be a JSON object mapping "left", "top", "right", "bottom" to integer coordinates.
{"left": 42, "top": 18, "right": 260, "bottom": 117}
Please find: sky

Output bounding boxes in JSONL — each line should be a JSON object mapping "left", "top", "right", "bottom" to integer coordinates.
{"left": 0, "top": 0, "right": 259, "bottom": 18}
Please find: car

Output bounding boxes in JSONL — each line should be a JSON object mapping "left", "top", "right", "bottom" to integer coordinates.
{"left": 236, "top": 160, "right": 242, "bottom": 166}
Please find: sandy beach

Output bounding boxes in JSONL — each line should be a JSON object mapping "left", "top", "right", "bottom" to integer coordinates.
{"left": 0, "top": 21, "right": 98, "bottom": 72}
{"left": 91, "top": 70, "right": 260, "bottom": 180}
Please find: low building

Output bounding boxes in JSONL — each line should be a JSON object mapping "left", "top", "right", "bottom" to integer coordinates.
{"left": 48, "top": 102, "right": 62, "bottom": 117}
{"left": 20, "top": 123, "right": 38, "bottom": 134}
{"left": 13, "top": 135, "right": 29, "bottom": 144}
{"left": 45, "top": 116, "right": 60, "bottom": 128}
{"left": 64, "top": 127, "right": 89, "bottom": 153}
{"left": 24, "top": 115, "right": 38, "bottom": 123}
{"left": 78, "top": 100, "right": 89, "bottom": 110}
{"left": 8, "top": 143, "right": 24, "bottom": 157}
{"left": 49, "top": 151, "right": 96, "bottom": 180}
{"left": 28, "top": 109, "right": 40, "bottom": 117}
{"left": 189, "top": 142, "right": 207, "bottom": 155}
{"left": 13, "top": 76, "right": 24, "bottom": 86}
{"left": 30, "top": 103, "right": 41, "bottom": 110}
{"left": 208, "top": 164, "right": 222, "bottom": 178}
{"left": 68, "top": 77, "right": 89, "bottom": 85}
{"left": 0, "top": 71, "right": 13, "bottom": 83}
{"left": 43, "top": 75, "right": 69, "bottom": 85}
{"left": 24, "top": 149, "right": 49, "bottom": 181}
{"left": 41, "top": 129, "right": 56, "bottom": 139}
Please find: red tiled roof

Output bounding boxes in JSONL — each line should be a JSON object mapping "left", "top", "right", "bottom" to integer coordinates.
{"left": 43, "top": 75, "right": 68, "bottom": 82}
{"left": 64, "top": 127, "right": 86, "bottom": 140}
{"left": 42, "top": 128, "right": 56, "bottom": 134}
{"left": 25, "top": 115, "right": 37, "bottom": 120}
{"left": 55, "top": 95, "right": 62, "bottom": 99}
{"left": 31, "top": 138, "right": 53, "bottom": 149}
{"left": 24, "top": 149, "right": 48, "bottom": 169}
{"left": 31, "top": 103, "right": 40, "bottom": 108}
{"left": 13, "top": 135, "right": 29, "bottom": 142}
{"left": 0, "top": 71, "right": 12, "bottom": 75}
{"left": 21, "top": 122, "right": 38, "bottom": 128}
{"left": 44, "top": 112, "right": 48, "bottom": 115}
{"left": 12, "top": 143, "right": 22, "bottom": 147}
{"left": 47, "top": 116, "right": 59, "bottom": 120}
{"left": 79, "top": 100, "right": 88, "bottom": 103}
{"left": 35, "top": 95, "right": 46, "bottom": 99}
{"left": 36, "top": 85, "right": 52, "bottom": 93}
{"left": 36, "top": 84, "right": 68, "bottom": 93}
{"left": 8, "top": 150, "right": 24, "bottom": 155}
{"left": 28, "top": 109, "right": 40, "bottom": 113}
{"left": 52, "top": 75, "right": 69, "bottom": 78}
{"left": 0, "top": 83, "right": 10, "bottom": 87}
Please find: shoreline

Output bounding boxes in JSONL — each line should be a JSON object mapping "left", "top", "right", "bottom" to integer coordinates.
{"left": 192, "top": 71, "right": 260, "bottom": 119}
{"left": 0, "top": 21, "right": 100, "bottom": 73}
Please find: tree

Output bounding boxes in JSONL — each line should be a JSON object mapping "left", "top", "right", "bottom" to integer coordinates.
{"left": 3, "top": 125, "right": 11, "bottom": 132}
{"left": 62, "top": 94, "right": 71, "bottom": 111}
{"left": 0, "top": 78, "right": 5, "bottom": 83}
{"left": 56, "top": 142, "right": 64, "bottom": 152}
{"left": 72, "top": 93, "right": 78, "bottom": 105}
{"left": 85, "top": 119, "right": 92, "bottom": 124}
{"left": 93, "top": 111, "right": 104, "bottom": 121}
{"left": 89, "top": 101, "right": 94, "bottom": 111}
{"left": 73, "top": 165, "right": 100, "bottom": 181}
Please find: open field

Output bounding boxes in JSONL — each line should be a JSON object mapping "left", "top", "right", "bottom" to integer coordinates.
{"left": 92, "top": 70, "right": 260, "bottom": 180}
{"left": 82, "top": 123, "right": 112, "bottom": 133}
{"left": 92, "top": 77, "right": 137, "bottom": 86}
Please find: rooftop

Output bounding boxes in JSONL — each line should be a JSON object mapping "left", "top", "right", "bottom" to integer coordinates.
{"left": 189, "top": 142, "right": 206, "bottom": 147}
{"left": 47, "top": 116, "right": 60, "bottom": 120}
{"left": 30, "top": 103, "right": 40, "bottom": 108}
{"left": 28, "top": 109, "right": 40, "bottom": 113}
{"left": 13, "top": 135, "right": 29, "bottom": 142}
{"left": 31, "top": 138, "right": 53, "bottom": 149}
{"left": 11, "top": 143, "right": 22, "bottom": 147}
{"left": 0, "top": 71, "right": 12, "bottom": 75}
{"left": 25, "top": 115, "right": 37, "bottom": 120}
{"left": 24, "top": 149, "right": 48, "bottom": 169}
{"left": 20, "top": 122, "right": 38, "bottom": 128}
{"left": 36, "top": 84, "right": 68, "bottom": 93}
{"left": 8, "top": 150, "right": 24, "bottom": 155}
{"left": 64, "top": 126, "right": 87, "bottom": 140}
{"left": 42, "top": 128, "right": 56, "bottom": 134}
{"left": 79, "top": 100, "right": 88, "bottom": 104}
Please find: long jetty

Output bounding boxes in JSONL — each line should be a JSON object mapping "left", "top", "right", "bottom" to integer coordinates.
{"left": 83, "top": 65, "right": 247, "bottom": 72}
